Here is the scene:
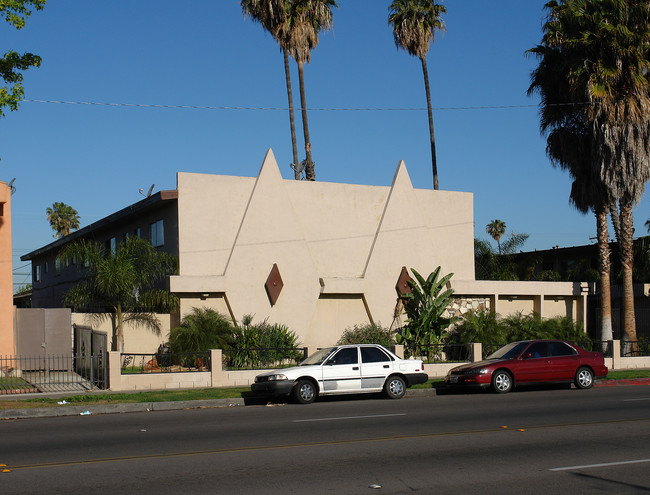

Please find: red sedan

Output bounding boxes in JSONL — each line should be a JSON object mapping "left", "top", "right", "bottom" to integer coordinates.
{"left": 445, "top": 340, "right": 608, "bottom": 393}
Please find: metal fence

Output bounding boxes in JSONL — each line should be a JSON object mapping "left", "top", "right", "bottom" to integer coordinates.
{"left": 120, "top": 352, "right": 211, "bottom": 374}
{"left": 620, "top": 341, "right": 650, "bottom": 357}
{"left": 223, "top": 347, "right": 308, "bottom": 370}
{"left": 404, "top": 344, "right": 472, "bottom": 364}
{"left": 0, "top": 354, "right": 107, "bottom": 395}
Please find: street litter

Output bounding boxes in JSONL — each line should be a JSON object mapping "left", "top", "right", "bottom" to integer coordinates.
{"left": 57, "top": 400, "right": 69, "bottom": 405}
{"left": 80, "top": 410, "right": 91, "bottom": 415}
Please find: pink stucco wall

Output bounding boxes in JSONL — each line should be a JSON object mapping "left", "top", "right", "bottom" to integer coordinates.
{"left": 0, "top": 181, "right": 14, "bottom": 355}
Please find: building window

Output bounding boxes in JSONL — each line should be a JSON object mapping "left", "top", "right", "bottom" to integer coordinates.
{"left": 34, "top": 264, "right": 41, "bottom": 282}
{"left": 135, "top": 227, "right": 141, "bottom": 238}
{"left": 55, "top": 258, "right": 61, "bottom": 276}
{"left": 150, "top": 220, "right": 164, "bottom": 247}
{"left": 105, "top": 237, "right": 117, "bottom": 255}
{"left": 45, "top": 261, "right": 49, "bottom": 274}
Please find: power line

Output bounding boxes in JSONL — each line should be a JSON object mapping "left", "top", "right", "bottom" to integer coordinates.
{"left": 23, "top": 98, "right": 553, "bottom": 112}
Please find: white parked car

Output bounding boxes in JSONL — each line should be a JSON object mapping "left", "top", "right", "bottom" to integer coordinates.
{"left": 251, "top": 344, "right": 428, "bottom": 404}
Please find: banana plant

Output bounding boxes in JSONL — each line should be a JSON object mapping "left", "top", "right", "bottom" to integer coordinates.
{"left": 396, "top": 267, "right": 457, "bottom": 357}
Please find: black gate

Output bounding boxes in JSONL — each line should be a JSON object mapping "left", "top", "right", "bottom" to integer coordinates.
{"left": 74, "top": 325, "right": 108, "bottom": 389}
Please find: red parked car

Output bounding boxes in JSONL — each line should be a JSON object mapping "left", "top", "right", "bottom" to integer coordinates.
{"left": 445, "top": 340, "right": 608, "bottom": 393}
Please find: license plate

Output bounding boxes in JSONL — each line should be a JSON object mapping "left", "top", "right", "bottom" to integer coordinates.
{"left": 449, "top": 376, "right": 458, "bottom": 384}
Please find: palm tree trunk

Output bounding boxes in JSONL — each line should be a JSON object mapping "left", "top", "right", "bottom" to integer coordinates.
{"left": 619, "top": 199, "right": 638, "bottom": 349}
{"left": 297, "top": 59, "right": 315, "bottom": 181}
{"left": 284, "top": 50, "right": 300, "bottom": 179}
{"left": 110, "top": 313, "right": 119, "bottom": 352}
{"left": 596, "top": 203, "right": 613, "bottom": 343}
{"left": 609, "top": 198, "right": 621, "bottom": 241}
{"left": 116, "top": 303, "right": 125, "bottom": 354}
{"left": 420, "top": 56, "right": 438, "bottom": 190}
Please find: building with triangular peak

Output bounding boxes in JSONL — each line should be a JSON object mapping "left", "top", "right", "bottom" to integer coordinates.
{"left": 19, "top": 150, "right": 588, "bottom": 351}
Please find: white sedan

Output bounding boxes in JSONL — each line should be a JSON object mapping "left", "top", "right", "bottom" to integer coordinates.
{"left": 251, "top": 344, "right": 428, "bottom": 404}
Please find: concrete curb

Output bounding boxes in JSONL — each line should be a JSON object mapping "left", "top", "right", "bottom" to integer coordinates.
{"left": 2, "top": 379, "right": 649, "bottom": 420}
{"left": 0, "top": 398, "right": 246, "bottom": 420}
{"left": 594, "top": 377, "right": 650, "bottom": 387}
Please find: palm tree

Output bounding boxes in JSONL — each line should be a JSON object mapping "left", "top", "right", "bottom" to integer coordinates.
{"left": 529, "top": 0, "right": 650, "bottom": 345}
{"left": 46, "top": 202, "right": 80, "bottom": 238}
{"left": 388, "top": 0, "right": 446, "bottom": 190}
{"left": 486, "top": 219, "right": 506, "bottom": 255}
{"left": 528, "top": 35, "right": 615, "bottom": 343}
{"left": 60, "top": 237, "right": 179, "bottom": 352}
{"left": 281, "top": 0, "right": 337, "bottom": 181}
{"left": 241, "top": 0, "right": 301, "bottom": 178}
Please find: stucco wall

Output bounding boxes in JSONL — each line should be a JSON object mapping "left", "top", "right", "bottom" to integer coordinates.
{"left": 1, "top": 182, "right": 13, "bottom": 355}
{"left": 171, "top": 149, "right": 475, "bottom": 347}
{"left": 72, "top": 313, "right": 171, "bottom": 353}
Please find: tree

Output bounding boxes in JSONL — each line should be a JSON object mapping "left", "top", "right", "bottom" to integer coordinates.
{"left": 241, "top": 0, "right": 301, "bottom": 178}
{"left": 1, "top": 0, "right": 46, "bottom": 119}
{"left": 528, "top": 0, "right": 650, "bottom": 344}
{"left": 527, "top": 37, "right": 615, "bottom": 341}
{"left": 46, "top": 202, "right": 80, "bottom": 238}
{"left": 388, "top": 0, "right": 446, "bottom": 190}
{"left": 60, "top": 237, "right": 179, "bottom": 352}
{"left": 397, "top": 267, "right": 456, "bottom": 356}
{"left": 474, "top": 232, "right": 529, "bottom": 281}
{"left": 486, "top": 219, "right": 506, "bottom": 255}
{"left": 281, "top": 0, "right": 337, "bottom": 181}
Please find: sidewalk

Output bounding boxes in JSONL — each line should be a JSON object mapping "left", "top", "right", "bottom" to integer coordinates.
{"left": 2, "top": 378, "right": 648, "bottom": 420}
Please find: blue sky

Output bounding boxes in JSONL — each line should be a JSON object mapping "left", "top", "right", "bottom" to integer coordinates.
{"left": 4, "top": 1, "right": 650, "bottom": 290}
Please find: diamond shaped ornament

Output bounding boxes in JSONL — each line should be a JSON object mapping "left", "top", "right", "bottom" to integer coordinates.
{"left": 395, "top": 266, "right": 412, "bottom": 297}
{"left": 265, "top": 263, "right": 284, "bottom": 306}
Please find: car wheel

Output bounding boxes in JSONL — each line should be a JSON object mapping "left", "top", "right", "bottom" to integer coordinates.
{"left": 293, "top": 379, "right": 316, "bottom": 404}
{"left": 491, "top": 370, "right": 513, "bottom": 394}
{"left": 384, "top": 375, "right": 406, "bottom": 399}
{"left": 574, "top": 367, "right": 594, "bottom": 389}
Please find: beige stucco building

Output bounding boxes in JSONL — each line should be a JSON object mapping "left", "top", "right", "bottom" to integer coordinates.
{"left": 169, "top": 149, "right": 587, "bottom": 348}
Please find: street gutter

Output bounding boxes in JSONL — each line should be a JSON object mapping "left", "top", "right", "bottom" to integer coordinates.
{"left": 1, "top": 378, "right": 648, "bottom": 420}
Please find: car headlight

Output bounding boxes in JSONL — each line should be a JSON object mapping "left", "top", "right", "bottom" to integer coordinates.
{"left": 267, "top": 374, "right": 288, "bottom": 381}
{"left": 463, "top": 368, "right": 489, "bottom": 375}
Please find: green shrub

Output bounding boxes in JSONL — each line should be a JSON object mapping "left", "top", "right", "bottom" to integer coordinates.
{"left": 337, "top": 323, "right": 395, "bottom": 348}
{"left": 502, "top": 312, "right": 584, "bottom": 342}
{"left": 449, "top": 310, "right": 587, "bottom": 357}
{"left": 447, "top": 309, "right": 508, "bottom": 349}
{"left": 168, "top": 307, "right": 234, "bottom": 354}
{"left": 227, "top": 315, "right": 302, "bottom": 369}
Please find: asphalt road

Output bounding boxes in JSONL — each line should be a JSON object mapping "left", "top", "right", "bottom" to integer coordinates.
{"left": 2, "top": 386, "right": 649, "bottom": 494}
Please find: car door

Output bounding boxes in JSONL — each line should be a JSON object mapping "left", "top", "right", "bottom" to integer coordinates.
{"left": 359, "top": 346, "right": 394, "bottom": 391}
{"left": 548, "top": 341, "right": 579, "bottom": 381}
{"left": 514, "top": 342, "right": 552, "bottom": 383}
{"left": 321, "top": 347, "right": 362, "bottom": 393}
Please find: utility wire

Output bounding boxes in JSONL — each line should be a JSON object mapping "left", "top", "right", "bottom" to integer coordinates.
{"left": 23, "top": 98, "right": 567, "bottom": 112}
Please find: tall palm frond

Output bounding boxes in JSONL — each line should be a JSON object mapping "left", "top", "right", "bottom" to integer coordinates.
{"left": 389, "top": 0, "right": 446, "bottom": 190}
{"left": 528, "top": 0, "right": 650, "bottom": 343}
{"left": 60, "top": 236, "right": 178, "bottom": 352}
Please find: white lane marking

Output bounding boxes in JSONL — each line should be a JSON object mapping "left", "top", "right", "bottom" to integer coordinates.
{"left": 292, "top": 413, "right": 407, "bottom": 423}
{"left": 623, "top": 398, "right": 650, "bottom": 402}
{"left": 550, "top": 458, "right": 650, "bottom": 472}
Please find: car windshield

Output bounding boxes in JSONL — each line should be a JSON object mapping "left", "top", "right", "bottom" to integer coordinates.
{"left": 300, "top": 347, "right": 336, "bottom": 366}
{"left": 486, "top": 342, "right": 529, "bottom": 360}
